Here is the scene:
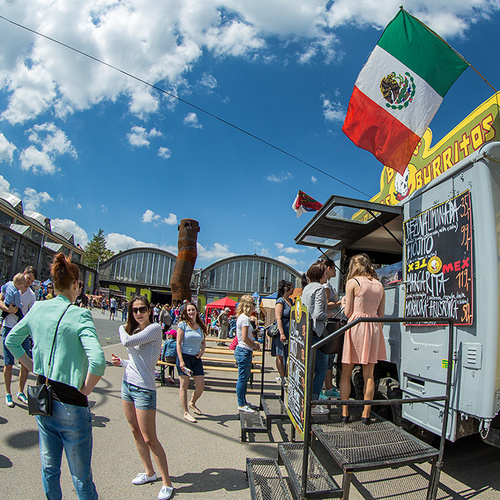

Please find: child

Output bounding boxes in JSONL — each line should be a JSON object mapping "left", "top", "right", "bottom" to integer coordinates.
{"left": 1, "top": 273, "right": 26, "bottom": 321}
{"left": 161, "top": 329, "right": 178, "bottom": 384}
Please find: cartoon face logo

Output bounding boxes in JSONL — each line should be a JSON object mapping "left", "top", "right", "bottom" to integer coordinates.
{"left": 427, "top": 256, "right": 443, "bottom": 274}
{"left": 394, "top": 168, "right": 410, "bottom": 201}
{"left": 380, "top": 71, "right": 416, "bottom": 110}
{"left": 295, "top": 296, "right": 302, "bottom": 323}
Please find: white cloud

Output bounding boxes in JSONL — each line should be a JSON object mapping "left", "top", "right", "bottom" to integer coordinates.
{"left": 101, "top": 205, "right": 108, "bottom": 213}
{"left": 277, "top": 255, "right": 298, "bottom": 266}
{"left": 266, "top": 171, "right": 293, "bottom": 183}
{"left": 158, "top": 147, "right": 172, "bottom": 159}
{"left": 142, "top": 209, "right": 161, "bottom": 223}
{"left": 23, "top": 187, "right": 54, "bottom": 211}
{"left": 107, "top": 232, "right": 177, "bottom": 255}
{"left": 0, "top": 134, "right": 16, "bottom": 163}
{"left": 142, "top": 209, "right": 178, "bottom": 226}
{"left": 51, "top": 218, "right": 89, "bottom": 247}
{"left": 311, "top": 176, "right": 317, "bottom": 183}
{"left": 0, "top": 2, "right": 494, "bottom": 125}
{"left": 127, "top": 126, "right": 163, "bottom": 147}
{"left": 275, "top": 242, "right": 302, "bottom": 254}
{"left": 0, "top": 175, "right": 12, "bottom": 194}
{"left": 183, "top": 112, "right": 202, "bottom": 129}
{"left": 76, "top": 203, "right": 82, "bottom": 210}
{"left": 197, "top": 242, "right": 236, "bottom": 262}
{"left": 19, "top": 123, "right": 76, "bottom": 174}
{"left": 200, "top": 73, "right": 217, "bottom": 89}
{"left": 322, "top": 96, "right": 345, "bottom": 123}
{"left": 164, "top": 213, "right": 178, "bottom": 225}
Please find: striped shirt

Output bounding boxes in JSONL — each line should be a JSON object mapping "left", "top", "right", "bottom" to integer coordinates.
{"left": 119, "top": 322, "right": 162, "bottom": 391}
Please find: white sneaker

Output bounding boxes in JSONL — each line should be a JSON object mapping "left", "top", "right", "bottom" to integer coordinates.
{"left": 158, "top": 485, "right": 174, "bottom": 500}
{"left": 132, "top": 472, "right": 158, "bottom": 485}
{"left": 311, "top": 405, "right": 329, "bottom": 415}
{"left": 5, "top": 394, "right": 14, "bottom": 408}
{"left": 238, "top": 405, "right": 255, "bottom": 413}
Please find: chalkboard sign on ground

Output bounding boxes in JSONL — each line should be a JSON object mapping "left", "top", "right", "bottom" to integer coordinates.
{"left": 404, "top": 190, "right": 473, "bottom": 326}
{"left": 286, "top": 297, "right": 310, "bottom": 439}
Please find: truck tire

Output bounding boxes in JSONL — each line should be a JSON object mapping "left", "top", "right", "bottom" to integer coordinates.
{"left": 374, "top": 376, "right": 402, "bottom": 426}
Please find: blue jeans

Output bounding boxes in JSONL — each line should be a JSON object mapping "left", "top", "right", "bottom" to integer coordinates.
{"left": 312, "top": 334, "right": 328, "bottom": 401}
{"left": 234, "top": 346, "right": 253, "bottom": 407}
{"left": 36, "top": 400, "right": 97, "bottom": 500}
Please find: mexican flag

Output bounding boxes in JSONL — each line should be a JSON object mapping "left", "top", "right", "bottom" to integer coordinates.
{"left": 342, "top": 8, "right": 469, "bottom": 174}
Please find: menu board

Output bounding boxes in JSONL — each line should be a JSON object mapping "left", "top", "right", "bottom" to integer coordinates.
{"left": 404, "top": 190, "right": 474, "bottom": 325}
{"left": 286, "top": 297, "right": 310, "bottom": 439}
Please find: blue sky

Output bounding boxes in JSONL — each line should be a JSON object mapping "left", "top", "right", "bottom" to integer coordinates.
{"left": 1, "top": 1, "right": 499, "bottom": 273}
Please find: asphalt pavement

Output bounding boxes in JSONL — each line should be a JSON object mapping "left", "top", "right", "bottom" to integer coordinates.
{"left": 1, "top": 309, "right": 500, "bottom": 499}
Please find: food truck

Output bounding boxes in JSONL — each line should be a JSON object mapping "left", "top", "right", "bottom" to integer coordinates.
{"left": 294, "top": 92, "right": 500, "bottom": 446}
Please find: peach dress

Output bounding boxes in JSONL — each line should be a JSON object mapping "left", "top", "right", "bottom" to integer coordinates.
{"left": 342, "top": 276, "right": 386, "bottom": 365}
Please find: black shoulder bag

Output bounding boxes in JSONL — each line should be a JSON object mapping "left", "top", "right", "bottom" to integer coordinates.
{"left": 27, "top": 304, "right": 71, "bottom": 416}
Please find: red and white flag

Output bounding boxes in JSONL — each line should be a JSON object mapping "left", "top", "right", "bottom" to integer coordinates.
{"left": 292, "top": 190, "right": 323, "bottom": 218}
{"left": 342, "top": 8, "right": 469, "bottom": 174}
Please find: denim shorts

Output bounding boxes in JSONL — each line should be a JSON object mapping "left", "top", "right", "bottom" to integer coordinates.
{"left": 121, "top": 380, "right": 157, "bottom": 410}
{"left": 2, "top": 327, "right": 32, "bottom": 366}
{"left": 176, "top": 353, "right": 204, "bottom": 377}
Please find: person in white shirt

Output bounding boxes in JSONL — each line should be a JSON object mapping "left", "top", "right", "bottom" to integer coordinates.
{"left": 111, "top": 295, "right": 174, "bottom": 500}
{"left": 0, "top": 265, "right": 36, "bottom": 407}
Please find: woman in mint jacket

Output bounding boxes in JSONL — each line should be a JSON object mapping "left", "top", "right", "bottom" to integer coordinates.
{"left": 6, "top": 253, "right": 106, "bottom": 500}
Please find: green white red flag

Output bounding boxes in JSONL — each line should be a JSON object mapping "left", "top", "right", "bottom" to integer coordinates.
{"left": 342, "top": 8, "right": 469, "bottom": 174}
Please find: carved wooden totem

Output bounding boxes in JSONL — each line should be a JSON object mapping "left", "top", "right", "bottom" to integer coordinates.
{"left": 170, "top": 219, "right": 200, "bottom": 303}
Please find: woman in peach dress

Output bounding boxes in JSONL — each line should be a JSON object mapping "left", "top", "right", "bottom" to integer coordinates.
{"left": 340, "top": 254, "right": 386, "bottom": 424}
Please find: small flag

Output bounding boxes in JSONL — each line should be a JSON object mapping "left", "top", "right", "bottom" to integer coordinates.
{"left": 292, "top": 190, "right": 323, "bottom": 218}
{"left": 342, "top": 8, "right": 469, "bottom": 174}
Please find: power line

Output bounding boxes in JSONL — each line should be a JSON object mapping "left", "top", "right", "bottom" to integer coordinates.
{"left": 0, "top": 14, "right": 370, "bottom": 198}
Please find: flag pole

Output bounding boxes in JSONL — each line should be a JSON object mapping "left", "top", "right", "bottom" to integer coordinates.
{"left": 400, "top": 6, "right": 498, "bottom": 93}
{"left": 467, "top": 64, "right": 497, "bottom": 92}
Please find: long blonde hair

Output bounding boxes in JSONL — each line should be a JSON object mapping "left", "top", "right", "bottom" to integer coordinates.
{"left": 236, "top": 295, "right": 254, "bottom": 317}
{"left": 346, "top": 254, "right": 379, "bottom": 282}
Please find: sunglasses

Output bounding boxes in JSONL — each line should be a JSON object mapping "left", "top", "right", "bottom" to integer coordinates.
{"left": 132, "top": 306, "right": 148, "bottom": 314}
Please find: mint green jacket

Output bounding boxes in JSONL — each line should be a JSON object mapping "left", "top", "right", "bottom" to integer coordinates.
{"left": 6, "top": 295, "right": 106, "bottom": 390}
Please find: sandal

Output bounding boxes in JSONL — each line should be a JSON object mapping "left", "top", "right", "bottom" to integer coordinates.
{"left": 188, "top": 402, "right": 202, "bottom": 415}
{"left": 184, "top": 412, "right": 197, "bottom": 423}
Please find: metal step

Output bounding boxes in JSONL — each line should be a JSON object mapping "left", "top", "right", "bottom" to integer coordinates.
{"left": 261, "top": 395, "right": 290, "bottom": 433}
{"left": 240, "top": 410, "right": 268, "bottom": 442}
{"left": 278, "top": 443, "right": 342, "bottom": 499}
{"left": 247, "top": 458, "right": 293, "bottom": 500}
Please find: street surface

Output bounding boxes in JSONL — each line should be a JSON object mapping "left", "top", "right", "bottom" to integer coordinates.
{"left": 0, "top": 307, "right": 499, "bottom": 498}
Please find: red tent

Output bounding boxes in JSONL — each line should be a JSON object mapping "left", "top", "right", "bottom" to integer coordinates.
{"left": 206, "top": 297, "right": 236, "bottom": 311}
{"left": 205, "top": 297, "right": 237, "bottom": 321}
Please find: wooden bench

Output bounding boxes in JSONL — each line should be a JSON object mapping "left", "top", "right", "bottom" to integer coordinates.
{"left": 156, "top": 343, "right": 263, "bottom": 388}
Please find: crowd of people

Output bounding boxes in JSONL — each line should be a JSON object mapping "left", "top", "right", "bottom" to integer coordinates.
{"left": 1, "top": 250, "right": 386, "bottom": 499}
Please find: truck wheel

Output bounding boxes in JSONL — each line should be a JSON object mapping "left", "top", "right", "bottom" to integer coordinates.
{"left": 374, "top": 377, "right": 402, "bottom": 426}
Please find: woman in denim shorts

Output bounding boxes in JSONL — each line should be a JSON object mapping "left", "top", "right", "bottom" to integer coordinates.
{"left": 176, "top": 302, "right": 207, "bottom": 423}
{"left": 111, "top": 296, "right": 174, "bottom": 500}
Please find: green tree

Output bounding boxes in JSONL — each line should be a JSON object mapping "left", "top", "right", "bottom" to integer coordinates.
{"left": 83, "top": 229, "right": 114, "bottom": 268}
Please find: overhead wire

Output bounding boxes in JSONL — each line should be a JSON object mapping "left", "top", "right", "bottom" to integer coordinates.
{"left": 0, "top": 14, "right": 371, "bottom": 198}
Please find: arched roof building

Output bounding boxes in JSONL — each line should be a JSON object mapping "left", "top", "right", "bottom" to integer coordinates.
{"left": 201, "top": 255, "right": 301, "bottom": 298}
{"left": 98, "top": 249, "right": 302, "bottom": 306}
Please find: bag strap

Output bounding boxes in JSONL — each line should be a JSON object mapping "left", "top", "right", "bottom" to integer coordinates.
{"left": 46, "top": 303, "right": 72, "bottom": 384}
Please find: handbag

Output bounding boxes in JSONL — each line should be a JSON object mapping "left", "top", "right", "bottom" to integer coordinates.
{"left": 27, "top": 382, "right": 53, "bottom": 416}
{"left": 318, "top": 309, "right": 346, "bottom": 355}
{"left": 228, "top": 336, "right": 238, "bottom": 350}
{"left": 265, "top": 320, "right": 280, "bottom": 338}
{"left": 27, "top": 304, "right": 71, "bottom": 416}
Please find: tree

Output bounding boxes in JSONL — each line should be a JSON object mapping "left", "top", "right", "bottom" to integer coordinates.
{"left": 83, "top": 229, "right": 114, "bottom": 268}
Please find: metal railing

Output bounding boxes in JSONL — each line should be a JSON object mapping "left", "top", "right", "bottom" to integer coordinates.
{"left": 301, "top": 316, "right": 455, "bottom": 500}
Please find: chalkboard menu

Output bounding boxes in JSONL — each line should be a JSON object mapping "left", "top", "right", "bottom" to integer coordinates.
{"left": 286, "top": 297, "right": 310, "bottom": 439}
{"left": 404, "top": 190, "right": 474, "bottom": 325}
